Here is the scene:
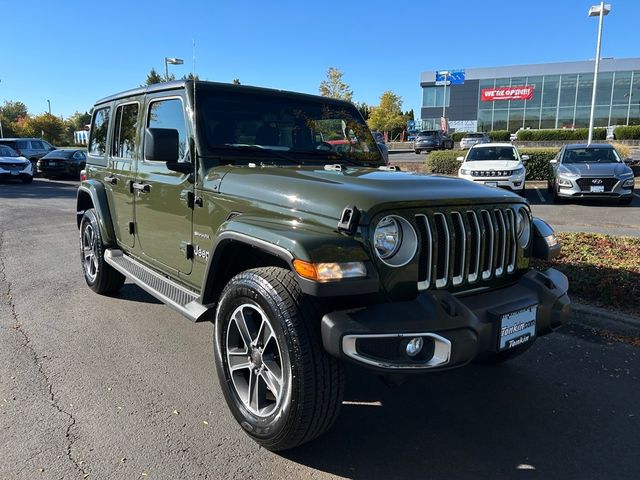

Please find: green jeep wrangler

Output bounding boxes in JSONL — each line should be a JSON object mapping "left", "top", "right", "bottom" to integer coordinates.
{"left": 77, "top": 80, "right": 570, "bottom": 451}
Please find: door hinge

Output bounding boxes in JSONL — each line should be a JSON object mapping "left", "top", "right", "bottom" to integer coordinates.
{"left": 128, "top": 222, "right": 135, "bottom": 235}
{"left": 180, "top": 241, "right": 194, "bottom": 259}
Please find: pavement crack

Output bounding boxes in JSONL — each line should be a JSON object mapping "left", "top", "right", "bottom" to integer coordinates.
{"left": 0, "top": 231, "right": 89, "bottom": 476}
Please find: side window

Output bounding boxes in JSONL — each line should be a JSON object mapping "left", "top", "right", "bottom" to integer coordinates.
{"left": 89, "top": 107, "right": 110, "bottom": 156}
{"left": 147, "top": 98, "right": 187, "bottom": 161}
{"left": 31, "top": 141, "right": 44, "bottom": 149}
{"left": 112, "top": 103, "right": 139, "bottom": 159}
{"left": 16, "top": 140, "right": 29, "bottom": 150}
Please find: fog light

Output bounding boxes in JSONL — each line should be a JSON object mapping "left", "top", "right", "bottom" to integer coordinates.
{"left": 405, "top": 337, "right": 424, "bottom": 357}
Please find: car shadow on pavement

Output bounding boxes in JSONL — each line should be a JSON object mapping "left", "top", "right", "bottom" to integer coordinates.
{"left": 282, "top": 331, "right": 638, "bottom": 480}
{"left": 0, "top": 178, "right": 78, "bottom": 199}
{"left": 114, "top": 283, "right": 163, "bottom": 305}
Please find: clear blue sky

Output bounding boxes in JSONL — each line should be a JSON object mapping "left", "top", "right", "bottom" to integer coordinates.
{"left": 1, "top": 0, "right": 638, "bottom": 119}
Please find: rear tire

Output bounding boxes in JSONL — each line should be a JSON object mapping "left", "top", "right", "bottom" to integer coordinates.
{"left": 214, "top": 267, "right": 344, "bottom": 451}
{"left": 79, "top": 208, "right": 125, "bottom": 294}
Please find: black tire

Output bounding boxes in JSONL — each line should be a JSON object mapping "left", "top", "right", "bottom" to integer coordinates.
{"left": 22, "top": 176, "right": 33, "bottom": 184}
{"left": 620, "top": 196, "right": 632, "bottom": 205}
{"left": 214, "top": 267, "right": 344, "bottom": 451}
{"left": 547, "top": 181, "right": 553, "bottom": 193}
{"left": 79, "top": 208, "right": 125, "bottom": 294}
{"left": 414, "top": 149, "right": 421, "bottom": 154}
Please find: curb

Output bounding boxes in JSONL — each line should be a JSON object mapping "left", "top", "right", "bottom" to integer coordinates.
{"left": 570, "top": 302, "right": 640, "bottom": 336}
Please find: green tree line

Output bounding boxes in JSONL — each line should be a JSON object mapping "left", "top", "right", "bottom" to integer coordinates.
{"left": 0, "top": 100, "right": 91, "bottom": 146}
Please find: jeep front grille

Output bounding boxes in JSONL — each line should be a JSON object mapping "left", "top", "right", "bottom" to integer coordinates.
{"left": 415, "top": 207, "right": 517, "bottom": 290}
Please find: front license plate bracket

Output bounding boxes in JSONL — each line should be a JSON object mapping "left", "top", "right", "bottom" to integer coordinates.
{"left": 498, "top": 305, "right": 537, "bottom": 351}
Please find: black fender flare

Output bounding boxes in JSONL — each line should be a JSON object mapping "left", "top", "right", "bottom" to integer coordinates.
{"left": 76, "top": 181, "right": 117, "bottom": 246}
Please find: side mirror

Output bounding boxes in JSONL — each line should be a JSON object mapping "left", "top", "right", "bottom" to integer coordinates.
{"left": 521, "top": 155, "right": 529, "bottom": 161}
{"left": 456, "top": 156, "right": 464, "bottom": 162}
{"left": 144, "top": 128, "right": 180, "bottom": 162}
{"left": 549, "top": 159, "right": 558, "bottom": 165}
{"left": 624, "top": 157, "right": 633, "bottom": 164}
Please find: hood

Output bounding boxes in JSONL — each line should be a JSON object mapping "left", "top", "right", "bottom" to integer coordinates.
{"left": 559, "top": 162, "right": 631, "bottom": 177}
{"left": 214, "top": 165, "right": 524, "bottom": 223}
{"left": 463, "top": 160, "right": 521, "bottom": 170}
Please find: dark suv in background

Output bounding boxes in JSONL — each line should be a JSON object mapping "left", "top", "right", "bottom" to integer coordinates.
{"left": 414, "top": 130, "right": 454, "bottom": 153}
{"left": 0, "top": 137, "right": 56, "bottom": 173}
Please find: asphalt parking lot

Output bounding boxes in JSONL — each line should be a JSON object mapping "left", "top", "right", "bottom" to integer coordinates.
{"left": 1, "top": 178, "right": 639, "bottom": 480}
{"left": 391, "top": 152, "right": 640, "bottom": 237}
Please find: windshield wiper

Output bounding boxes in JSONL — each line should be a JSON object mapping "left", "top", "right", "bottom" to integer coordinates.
{"left": 209, "top": 144, "right": 302, "bottom": 165}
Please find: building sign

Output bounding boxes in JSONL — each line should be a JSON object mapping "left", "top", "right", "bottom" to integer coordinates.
{"left": 481, "top": 85, "right": 534, "bottom": 101}
{"left": 435, "top": 69, "right": 465, "bottom": 85}
{"left": 448, "top": 120, "right": 478, "bottom": 133}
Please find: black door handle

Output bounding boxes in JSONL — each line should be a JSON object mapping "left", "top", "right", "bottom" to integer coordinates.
{"left": 104, "top": 175, "right": 118, "bottom": 185}
{"left": 132, "top": 182, "right": 151, "bottom": 193}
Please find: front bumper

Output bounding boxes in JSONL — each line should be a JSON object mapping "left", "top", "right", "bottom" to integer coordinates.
{"left": 556, "top": 176, "right": 634, "bottom": 198}
{"left": 321, "top": 268, "right": 570, "bottom": 373}
{"left": 459, "top": 173, "right": 525, "bottom": 191}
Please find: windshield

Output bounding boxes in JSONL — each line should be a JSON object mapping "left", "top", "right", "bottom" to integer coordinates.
{"left": 196, "top": 87, "right": 383, "bottom": 167}
{"left": 0, "top": 146, "right": 19, "bottom": 157}
{"left": 466, "top": 146, "right": 518, "bottom": 161}
{"left": 562, "top": 148, "right": 621, "bottom": 164}
{"left": 418, "top": 131, "right": 437, "bottom": 138}
{"left": 44, "top": 150, "right": 75, "bottom": 159}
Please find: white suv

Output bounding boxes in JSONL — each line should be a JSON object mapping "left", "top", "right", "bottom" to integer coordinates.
{"left": 457, "top": 143, "right": 528, "bottom": 193}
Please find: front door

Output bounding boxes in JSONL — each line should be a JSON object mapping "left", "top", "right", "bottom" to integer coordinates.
{"left": 135, "top": 95, "right": 194, "bottom": 275}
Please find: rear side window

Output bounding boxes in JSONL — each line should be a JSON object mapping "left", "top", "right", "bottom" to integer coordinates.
{"left": 112, "top": 103, "right": 139, "bottom": 159}
{"left": 30, "top": 141, "right": 44, "bottom": 149}
{"left": 89, "top": 107, "right": 110, "bottom": 156}
{"left": 16, "top": 140, "right": 29, "bottom": 150}
{"left": 147, "top": 98, "right": 187, "bottom": 160}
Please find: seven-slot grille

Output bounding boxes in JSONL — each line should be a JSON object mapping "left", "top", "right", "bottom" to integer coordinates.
{"left": 414, "top": 207, "right": 518, "bottom": 290}
{"left": 470, "top": 170, "right": 512, "bottom": 177}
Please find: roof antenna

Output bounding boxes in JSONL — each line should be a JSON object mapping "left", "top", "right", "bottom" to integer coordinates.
{"left": 192, "top": 38, "right": 198, "bottom": 182}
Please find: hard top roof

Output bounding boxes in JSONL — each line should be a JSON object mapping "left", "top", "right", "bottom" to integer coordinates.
{"left": 94, "top": 80, "right": 355, "bottom": 108}
{"left": 564, "top": 143, "right": 613, "bottom": 149}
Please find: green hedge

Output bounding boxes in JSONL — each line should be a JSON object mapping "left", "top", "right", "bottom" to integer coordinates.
{"left": 426, "top": 147, "right": 559, "bottom": 180}
{"left": 451, "top": 132, "right": 466, "bottom": 142}
{"left": 613, "top": 125, "right": 640, "bottom": 140}
{"left": 516, "top": 128, "right": 606, "bottom": 141}
{"left": 425, "top": 150, "right": 465, "bottom": 174}
{"left": 488, "top": 130, "right": 511, "bottom": 142}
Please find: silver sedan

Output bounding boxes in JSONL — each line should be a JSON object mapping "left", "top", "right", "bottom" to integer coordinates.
{"left": 548, "top": 144, "right": 635, "bottom": 205}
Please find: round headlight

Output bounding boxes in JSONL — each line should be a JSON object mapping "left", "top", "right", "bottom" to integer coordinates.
{"left": 373, "top": 215, "right": 418, "bottom": 267}
{"left": 516, "top": 208, "right": 531, "bottom": 247}
{"left": 374, "top": 216, "right": 402, "bottom": 259}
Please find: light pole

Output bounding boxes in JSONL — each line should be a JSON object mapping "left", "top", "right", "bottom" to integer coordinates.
{"left": 164, "top": 57, "right": 184, "bottom": 81}
{"left": 587, "top": 2, "right": 611, "bottom": 145}
{"left": 440, "top": 70, "right": 450, "bottom": 119}
{"left": 47, "top": 99, "right": 51, "bottom": 115}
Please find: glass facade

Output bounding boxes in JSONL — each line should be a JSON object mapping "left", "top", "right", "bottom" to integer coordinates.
{"left": 476, "top": 71, "right": 640, "bottom": 131}
{"left": 422, "top": 85, "right": 450, "bottom": 108}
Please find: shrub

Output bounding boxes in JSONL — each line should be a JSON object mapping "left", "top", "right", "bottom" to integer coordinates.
{"left": 614, "top": 125, "right": 640, "bottom": 140}
{"left": 519, "top": 147, "right": 559, "bottom": 180}
{"left": 516, "top": 128, "right": 606, "bottom": 141}
{"left": 451, "top": 132, "right": 466, "bottom": 142}
{"left": 488, "top": 130, "right": 511, "bottom": 142}
{"left": 425, "top": 150, "right": 465, "bottom": 174}
{"left": 611, "top": 142, "right": 631, "bottom": 159}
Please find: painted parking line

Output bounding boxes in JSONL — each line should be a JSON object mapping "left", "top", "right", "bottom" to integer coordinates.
{"left": 533, "top": 187, "right": 546, "bottom": 202}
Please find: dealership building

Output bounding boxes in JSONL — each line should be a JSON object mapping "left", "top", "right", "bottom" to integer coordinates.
{"left": 419, "top": 57, "right": 640, "bottom": 132}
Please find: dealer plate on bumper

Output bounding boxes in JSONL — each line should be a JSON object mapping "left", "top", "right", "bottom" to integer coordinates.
{"left": 499, "top": 305, "right": 537, "bottom": 351}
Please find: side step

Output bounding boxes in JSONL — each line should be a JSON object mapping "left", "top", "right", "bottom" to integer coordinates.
{"left": 104, "top": 249, "right": 211, "bottom": 322}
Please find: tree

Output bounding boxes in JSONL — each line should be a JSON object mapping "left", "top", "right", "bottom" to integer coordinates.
{"left": 183, "top": 72, "right": 200, "bottom": 81}
{"left": 367, "top": 91, "right": 406, "bottom": 137}
{"left": 22, "top": 113, "right": 67, "bottom": 145}
{"left": 232, "top": 78, "right": 241, "bottom": 85}
{"left": 144, "top": 68, "right": 165, "bottom": 85}
{"left": 0, "top": 100, "right": 29, "bottom": 137}
{"left": 355, "top": 102, "right": 370, "bottom": 121}
{"left": 319, "top": 67, "right": 353, "bottom": 102}
{"left": 65, "top": 111, "right": 92, "bottom": 145}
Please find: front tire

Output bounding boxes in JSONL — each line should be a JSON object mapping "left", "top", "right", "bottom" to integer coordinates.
{"left": 214, "top": 267, "right": 344, "bottom": 451}
{"left": 22, "top": 176, "right": 33, "bottom": 184}
{"left": 79, "top": 209, "right": 125, "bottom": 294}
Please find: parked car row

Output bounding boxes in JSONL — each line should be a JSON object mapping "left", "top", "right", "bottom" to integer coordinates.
{"left": 0, "top": 137, "right": 87, "bottom": 184}
{"left": 455, "top": 142, "right": 634, "bottom": 205}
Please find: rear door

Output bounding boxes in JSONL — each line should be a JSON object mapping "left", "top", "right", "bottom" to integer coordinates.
{"left": 105, "top": 101, "right": 140, "bottom": 248}
{"left": 134, "top": 94, "right": 194, "bottom": 275}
